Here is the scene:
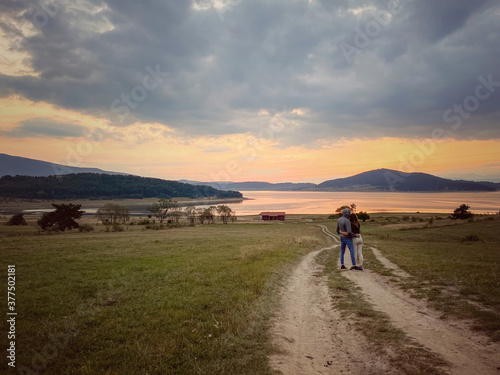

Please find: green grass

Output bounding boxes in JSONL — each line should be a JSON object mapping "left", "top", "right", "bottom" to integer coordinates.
{"left": 0, "top": 221, "right": 321, "bottom": 374}
{"left": 360, "top": 214, "right": 500, "bottom": 341}
{"left": 2, "top": 212, "right": 499, "bottom": 374}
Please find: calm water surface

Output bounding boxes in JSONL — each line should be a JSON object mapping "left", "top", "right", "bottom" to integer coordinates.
{"left": 227, "top": 191, "right": 500, "bottom": 215}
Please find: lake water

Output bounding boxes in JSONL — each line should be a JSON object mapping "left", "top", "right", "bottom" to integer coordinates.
{"left": 226, "top": 191, "right": 500, "bottom": 216}
{"left": 19, "top": 191, "right": 500, "bottom": 216}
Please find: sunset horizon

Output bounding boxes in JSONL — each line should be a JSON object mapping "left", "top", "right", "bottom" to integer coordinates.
{"left": 2, "top": 150, "right": 500, "bottom": 185}
{"left": 1, "top": 1, "right": 499, "bottom": 184}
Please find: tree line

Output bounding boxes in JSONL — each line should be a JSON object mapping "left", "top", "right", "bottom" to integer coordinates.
{"left": 95, "top": 200, "right": 236, "bottom": 225}
{"left": 0, "top": 174, "right": 242, "bottom": 200}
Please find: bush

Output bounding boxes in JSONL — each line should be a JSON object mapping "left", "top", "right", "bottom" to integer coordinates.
{"left": 462, "top": 234, "right": 481, "bottom": 242}
{"left": 78, "top": 224, "right": 95, "bottom": 232}
{"left": 358, "top": 211, "right": 370, "bottom": 222}
{"left": 111, "top": 223, "right": 124, "bottom": 232}
{"left": 451, "top": 204, "right": 473, "bottom": 220}
{"left": 6, "top": 213, "right": 27, "bottom": 226}
{"left": 146, "top": 224, "right": 164, "bottom": 230}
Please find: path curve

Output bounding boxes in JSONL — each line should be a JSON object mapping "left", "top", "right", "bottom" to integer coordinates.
{"left": 269, "top": 229, "right": 394, "bottom": 374}
{"left": 319, "top": 224, "right": 500, "bottom": 375}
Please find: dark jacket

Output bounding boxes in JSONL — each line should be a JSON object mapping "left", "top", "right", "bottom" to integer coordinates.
{"left": 336, "top": 208, "right": 356, "bottom": 239}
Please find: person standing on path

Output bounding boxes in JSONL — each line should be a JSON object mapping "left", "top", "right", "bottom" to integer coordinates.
{"left": 349, "top": 213, "right": 363, "bottom": 271}
{"left": 336, "top": 208, "right": 361, "bottom": 271}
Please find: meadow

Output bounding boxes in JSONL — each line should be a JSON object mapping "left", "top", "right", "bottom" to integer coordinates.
{"left": 1, "top": 212, "right": 499, "bottom": 374}
{"left": 1, "top": 216, "right": 321, "bottom": 374}
{"left": 363, "top": 213, "right": 500, "bottom": 340}
{"left": 320, "top": 213, "right": 500, "bottom": 374}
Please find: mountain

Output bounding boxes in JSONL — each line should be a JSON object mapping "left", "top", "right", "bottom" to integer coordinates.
{"left": 316, "top": 169, "right": 499, "bottom": 192}
{"left": 179, "top": 180, "right": 316, "bottom": 191}
{"left": 0, "top": 174, "right": 242, "bottom": 200}
{"left": 2, "top": 154, "right": 497, "bottom": 193}
{"left": 0, "top": 153, "right": 126, "bottom": 177}
{"left": 184, "top": 169, "right": 500, "bottom": 192}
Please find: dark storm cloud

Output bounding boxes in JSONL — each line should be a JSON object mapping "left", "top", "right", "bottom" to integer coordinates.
{"left": 1, "top": 119, "right": 87, "bottom": 138}
{"left": 0, "top": 0, "right": 499, "bottom": 143}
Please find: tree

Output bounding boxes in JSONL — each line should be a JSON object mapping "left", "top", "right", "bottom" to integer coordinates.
{"left": 198, "top": 206, "right": 216, "bottom": 224}
{"left": 335, "top": 203, "right": 356, "bottom": 213}
{"left": 185, "top": 207, "right": 197, "bottom": 224}
{"left": 357, "top": 211, "right": 370, "bottom": 222}
{"left": 196, "top": 208, "right": 206, "bottom": 224}
{"left": 335, "top": 203, "right": 357, "bottom": 217}
{"left": 170, "top": 207, "right": 183, "bottom": 223}
{"left": 37, "top": 203, "right": 84, "bottom": 231}
{"left": 216, "top": 205, "right": 234, "bottom": 224}
{"left": 95, "top": 203, "right": 130, "bottom": 224}
{"left": 6, "top": 213, "right": 27, "bottom": 226}
{"left": 451, "top": 204, "right": 473, "bottom": 220}
{"left": 149, "top": 199, "right": 177, "bottom": 223}
{"left": 335, "top": 205, "right": 350, "bottom": 214}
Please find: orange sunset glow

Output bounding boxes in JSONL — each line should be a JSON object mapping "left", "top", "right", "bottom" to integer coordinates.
{"left": 0, "top": 2, "right": 499, "bottom": 183}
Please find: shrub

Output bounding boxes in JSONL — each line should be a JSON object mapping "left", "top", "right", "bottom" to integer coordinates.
{"left": 462, "top": 234, "right": 481, "bottom": 242}
{"left": 6, "top": 213, "right": 27, "bottom": 226}
{"left": 146, "top": 224, "right": 164, "bottom": 230}
{"left": 111, "top": 223, "right": 124, "bottom": 232}
{"left": 78, "top": 224, "right": 95, "bottom": 232}
{"left": 451, "top": 204, "right": 473, "bottom": 220}
{"left": 358, "top": 211, "right": 370, "bottom": 222}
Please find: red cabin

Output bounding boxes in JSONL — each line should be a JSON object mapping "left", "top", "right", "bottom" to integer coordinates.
{"left": 259, "top": 212, "right": 286, "bottom": 221}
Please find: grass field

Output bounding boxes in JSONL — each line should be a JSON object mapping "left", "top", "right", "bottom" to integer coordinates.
{"left": 1, "top": 218, "right": 322, "bottom": 374}
{"left": 318, "top": 213, "right": 500, "bottom": 373}
{"left": 1, "top": 212, "right": 499, "bottom": 374}
{"left": 361, "top": 214, "right": 500, "bottom": 341}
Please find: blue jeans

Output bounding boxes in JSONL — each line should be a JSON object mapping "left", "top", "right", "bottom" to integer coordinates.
{"left": 340, "top": 237, "right": 356, "bottom": 267}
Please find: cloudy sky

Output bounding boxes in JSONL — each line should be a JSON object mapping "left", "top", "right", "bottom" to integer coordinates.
{"left": 1, "top": 0, "right": 499, "bottom": 183}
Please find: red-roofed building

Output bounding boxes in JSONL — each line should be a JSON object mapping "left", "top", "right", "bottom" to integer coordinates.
{"left": 259, "top": 212, "right": 286, "bottom": 221}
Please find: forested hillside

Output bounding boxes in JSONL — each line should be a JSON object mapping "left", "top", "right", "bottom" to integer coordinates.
{"left": 0, "top": 174, "right": 242, "bottom": 200}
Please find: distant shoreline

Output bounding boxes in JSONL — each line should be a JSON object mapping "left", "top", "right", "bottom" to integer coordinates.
{"left": 0, "top": 196, "right": 246, "bottom": 216}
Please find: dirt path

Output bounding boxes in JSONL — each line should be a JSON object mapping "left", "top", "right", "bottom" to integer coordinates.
{"left": 269, "top": 245, "right": 392, "bottom": 374}
{"left": 269, "top": 224, "right": 500, "bottom": 375}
